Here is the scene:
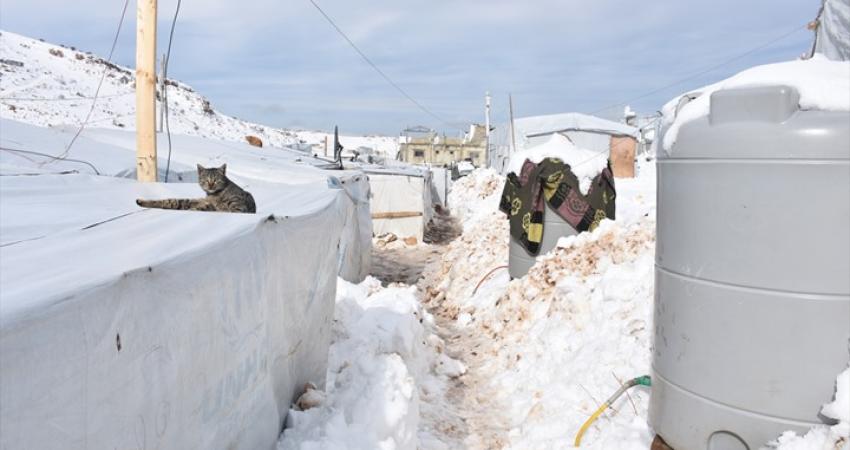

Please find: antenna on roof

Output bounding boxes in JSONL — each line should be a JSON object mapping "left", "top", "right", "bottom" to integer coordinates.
{"left": 508, "top": 94, "right": 517, "bottom": 154}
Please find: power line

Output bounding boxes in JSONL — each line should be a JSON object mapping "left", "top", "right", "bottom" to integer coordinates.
{"left": 588, "top": 23, "right": 808, "bottom": 116}
{"left": 305, "top": 0, "right": 463, "bottom": 131}
{"left": 163, "top": 0, "right": 182, "bottom": 182}
{"left": 0, "top": 146, "right": 101, "bottom": 174}
{"left": 50, "top": 0, "right": 130, "bottom": 164}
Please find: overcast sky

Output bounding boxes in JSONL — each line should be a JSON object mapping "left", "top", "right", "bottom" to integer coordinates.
{"left": 1, "top": 0, "right": 818, "bottom": 135}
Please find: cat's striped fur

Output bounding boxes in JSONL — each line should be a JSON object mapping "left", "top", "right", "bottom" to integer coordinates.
{"left": 136, "top": 164, "right": 256, "bottom": 213}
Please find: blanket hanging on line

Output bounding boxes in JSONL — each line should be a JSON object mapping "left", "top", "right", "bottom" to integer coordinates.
{"left": 499, "top": 157, "right": 616, "bottom": 255}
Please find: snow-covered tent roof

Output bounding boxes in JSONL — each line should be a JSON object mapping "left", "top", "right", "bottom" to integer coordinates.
{"left": 513, "top": 112, "right": 639, "bottom": 139}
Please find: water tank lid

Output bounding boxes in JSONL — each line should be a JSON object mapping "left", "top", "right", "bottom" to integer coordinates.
{"left": 665, "top": 84, "right": 850, "bottom": 160}
{"left": 709, "top": 85, "right": 800, "bottom": 125}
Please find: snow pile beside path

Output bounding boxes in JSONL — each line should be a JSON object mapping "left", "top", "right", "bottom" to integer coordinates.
{"left": 278, "top": 277, "right": 465, "bottom": 450}
{"left": 661, "top": 55, "right": 850, "bottom": 150}
{"left": 429, "top": 218, "right": 656, "bottom": 449}
{"left": 765, "top": 367, "right": 850, "bottom": 450}
{"left": 426, "top": 156, "right": 658, "bottom": 449}
{"left": 508, "top": 133, "right": 609, "bottom": 195}
{"left": 447, "top": 168, "right": 504, "bottom": 229}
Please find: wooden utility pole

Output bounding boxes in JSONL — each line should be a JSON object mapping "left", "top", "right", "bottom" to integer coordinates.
{"left": 136, "top": 0, "right": 158, "bottom": 182}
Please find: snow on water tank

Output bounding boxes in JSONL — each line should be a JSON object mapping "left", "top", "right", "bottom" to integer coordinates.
{"left": 649, "top": 85, "right": 850, "bottom": 449}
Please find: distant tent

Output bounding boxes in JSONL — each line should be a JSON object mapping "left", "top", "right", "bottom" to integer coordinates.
{"left": 488, "top": 112, "right": 638, "bottom": 176}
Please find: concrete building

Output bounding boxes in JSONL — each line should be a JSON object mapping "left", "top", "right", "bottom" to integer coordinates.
{"left": 398, "top": 124, "right": 487, "bottom": 167}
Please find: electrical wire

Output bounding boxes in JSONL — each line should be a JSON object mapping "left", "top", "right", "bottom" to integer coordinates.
{"left": 587, "top": 23, "right": 807, "bottom": 116}
{"left": 472, "top": 265, "right": 510, "bottom": 295}
{"left": 305, "top": 0, "right": 463, "bottom": 132}
{"left": 0, "top": 145, "right": 101, "bottom": 174}
{"left": 52, "top": 0, "right": 130, "bottom": 163}
{"left": 163, "top": 0, "right": 182, "bottom": 182}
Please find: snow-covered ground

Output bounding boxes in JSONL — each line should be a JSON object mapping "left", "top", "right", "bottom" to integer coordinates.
{"left": 0, "top": 30, "right": 399, "bottom": 157}
{"left": 3, "top": 25, "right": 847, "bottom": 450}
{"left": 280, "top": 159, "right": 848, "bottom": 450}
{"left": 429, "top": 163, "right": 657, "bottom": 449}
{"left": 277, "top": 277, "right": 466, "bottom": 450}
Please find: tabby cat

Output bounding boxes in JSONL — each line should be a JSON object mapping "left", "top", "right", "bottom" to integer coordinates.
{"left": 136, "top": 164, "right": 256, "bottom": 213}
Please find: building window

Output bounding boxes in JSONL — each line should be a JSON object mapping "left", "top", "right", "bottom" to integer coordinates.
{"left": 414, "top": 150, "right": 425, "bottom": 158}
{"left": 468, "top": 151, "right": 479, "bottom": 160}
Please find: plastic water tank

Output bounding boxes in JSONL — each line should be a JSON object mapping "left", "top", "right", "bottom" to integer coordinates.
{"left": 650, "top": 85, "right": 850, "bottom": 449}
{"left": 508, "top": 202, "right": 577, "bottom": 278}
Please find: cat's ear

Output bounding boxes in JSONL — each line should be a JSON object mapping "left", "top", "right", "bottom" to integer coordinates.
{"left": 220, "top": 164, "right": 227, "bottom": 174}
{"left": 197, "top": 163, "right": 203, "bottom": 172}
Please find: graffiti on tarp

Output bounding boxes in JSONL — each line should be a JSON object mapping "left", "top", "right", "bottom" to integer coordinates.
{"left": 200, "top": 345, "right": 269, "bottom": 424}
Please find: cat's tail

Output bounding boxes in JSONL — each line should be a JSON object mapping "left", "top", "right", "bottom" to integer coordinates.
{"left": 136, "top": 198, "right": 201, "bottom": 210}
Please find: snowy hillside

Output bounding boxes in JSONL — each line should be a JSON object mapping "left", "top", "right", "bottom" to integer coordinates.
{"left": 0, "top": 30, "right": 398, "bottom": 157}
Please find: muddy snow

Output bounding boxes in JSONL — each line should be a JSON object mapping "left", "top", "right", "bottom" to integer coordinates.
{"left": 278, "top": 164, "right": 848, "bottom": 450}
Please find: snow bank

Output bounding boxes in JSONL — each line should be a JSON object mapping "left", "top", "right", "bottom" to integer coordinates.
{"left": 765, "top": 366, "right": 850, "bottom": 450}
{"left": 507, "top": 133, "right": 610, "bottom": 195}
{"left": 661, "top": 55, "right": 850, "bottom": 150}
{"left": 447, "top": 167, "right": 505, "bottom": 229}
{"left": 278, "top": 278, "right": 465, "bottom": 450}
{"left": 427, "top": 159, "right": 657, "bottom": 449}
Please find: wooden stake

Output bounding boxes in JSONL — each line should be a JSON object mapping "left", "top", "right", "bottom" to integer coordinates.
{"left": 371, "top": 211, "right": 423, "bottom": 220}
{"left": 136, "top": 0, "right": 157, "bottom": 182}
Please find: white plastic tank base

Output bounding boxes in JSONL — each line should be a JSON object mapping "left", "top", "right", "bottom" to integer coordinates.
{"left": 508, "top": 202, "right": 577, "bottom": 278}
{"left": 650, "top": 85, "right": 850, "bottom": 449}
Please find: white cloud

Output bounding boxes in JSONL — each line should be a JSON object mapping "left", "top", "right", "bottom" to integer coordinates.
{"left": 0, "top": 0, "right": 819, "bottom": 134}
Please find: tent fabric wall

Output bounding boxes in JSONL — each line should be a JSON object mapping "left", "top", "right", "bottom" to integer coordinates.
{"left": 0, "top": 174, "right": 347, "bottom": 450}
{"left": 813, "top": 0, "right": 850, "bottom": 61}
{"left": 368, "top": 173, "right": 428, "bottom": 242}
{"left": 429, "top": 167, "right": 451, "bottom": 207}
{"left": 488, "top": 112, "right": 638, "bottom": 174}
{"left": 331, "top": 172, "right": 372, "bottom": 282}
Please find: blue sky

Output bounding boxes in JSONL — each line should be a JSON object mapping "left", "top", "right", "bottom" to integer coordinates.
{"left": 1, "top": 0, "right": 818, "bottom": 136}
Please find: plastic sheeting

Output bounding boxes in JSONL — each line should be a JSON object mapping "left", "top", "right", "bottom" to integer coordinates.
{"left": 429, "top": 167, "right": 451, "bottom": 207}
{"left": 488, "top": 112, "right": 637, "bottom": 174}
{"left": 0, "top": 119, "right": 371, "bottom": 282}
{"left": 813, "top": 0, "right": 850, "bottom": 61}
{"left": 0, "top": 173, "right": 352, "bottom": 449}
{"left": 367, "top": 171, "right": 433, "bottom": 242}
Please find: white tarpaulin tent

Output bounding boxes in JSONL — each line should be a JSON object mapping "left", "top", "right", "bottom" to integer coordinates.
{"left": 0, "top": 175, "right": 346, "bottom": 450}
{"left": 361, "top": 165, "right": 434, "bottom": 243}
{"left": 812, "top": 0, "right": 850, "bottom": 61}
{"left": 0, "top": 120, "right": 372, "bottom": 282}
{"left": 0, "top": 120, "right": 372, "bottom": 449}
{"left": 488, "top": 112, "right": 638, "bottom": 174}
